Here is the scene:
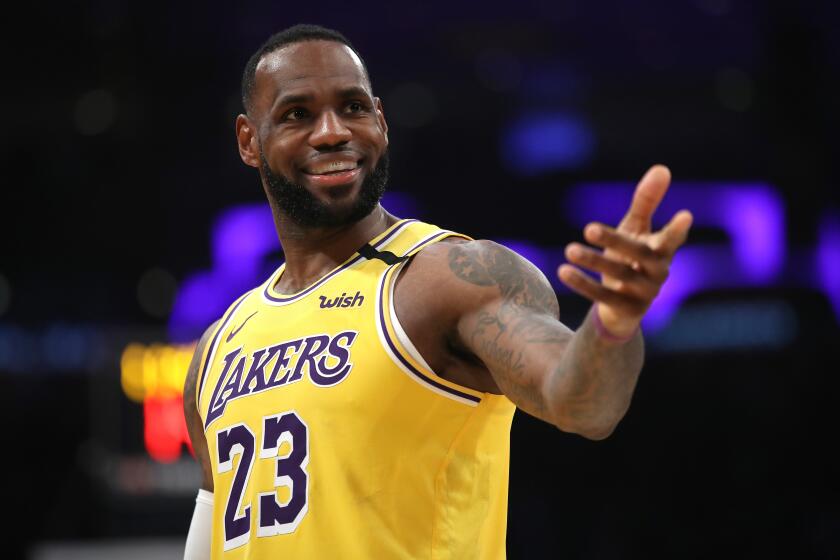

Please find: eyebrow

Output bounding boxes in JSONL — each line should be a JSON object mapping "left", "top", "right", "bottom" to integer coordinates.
{"left": 335, "top": 86, "right": 372, "bottom": 100}
{"left": 273, "top": 86, "right": 373, "bottom": 110}
{"left": 275, "top": 92, "right": 314, "bottom": 107}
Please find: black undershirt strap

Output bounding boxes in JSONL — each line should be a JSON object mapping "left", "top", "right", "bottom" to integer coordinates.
{"left": 358, "top": 243, "right": 409, "bottom": 265}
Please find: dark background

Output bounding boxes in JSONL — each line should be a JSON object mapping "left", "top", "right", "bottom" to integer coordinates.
{"left": 2, "top": 0, "right": 839, "bottom": 558}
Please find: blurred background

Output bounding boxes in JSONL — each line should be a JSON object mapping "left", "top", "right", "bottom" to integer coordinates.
{"left": 2, "top": 0, "right": 839, "bottom": 558}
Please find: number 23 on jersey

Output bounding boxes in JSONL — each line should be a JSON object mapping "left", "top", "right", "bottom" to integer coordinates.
{"left": 216, "top": 410, "right": 309, "bottom": 551}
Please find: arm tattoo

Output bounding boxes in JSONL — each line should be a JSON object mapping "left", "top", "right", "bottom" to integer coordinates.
{"left": 449, "top": 242, "right": 569, "bottom": 417}
{"left": 449, "top": 241, "right": 644, "bottom": 436}
{"left": 449, "top": 243, "right": 563, "bottom": 341}
{"left": 545, "top": 306, "right": 644, "bottom": 437}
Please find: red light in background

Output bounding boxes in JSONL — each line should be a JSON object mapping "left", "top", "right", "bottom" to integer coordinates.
{"left": 144, "top": 395, "right": 194, "bottom": 463}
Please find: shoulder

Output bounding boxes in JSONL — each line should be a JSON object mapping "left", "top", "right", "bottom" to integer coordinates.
{"left": 183, "top": 319, "right": 223, "bottom": 409}
{"left": 398, "top": 237, "right": 559, "bottom": 319}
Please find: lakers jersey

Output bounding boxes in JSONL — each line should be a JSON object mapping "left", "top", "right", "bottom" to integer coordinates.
{"left": 196, "top": 219, "right": 516, "bottom": 559}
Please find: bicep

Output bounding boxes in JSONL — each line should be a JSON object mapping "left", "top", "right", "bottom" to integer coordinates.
{"left": 449, "top": 240, "right": 573, "bottom": 422}
{"left": 183, "top": 320, "right": 221, "bottom": 492}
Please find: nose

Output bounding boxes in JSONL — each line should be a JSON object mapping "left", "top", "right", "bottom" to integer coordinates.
{"left": 308, "top": 109, "right": 352, "bottom": 149}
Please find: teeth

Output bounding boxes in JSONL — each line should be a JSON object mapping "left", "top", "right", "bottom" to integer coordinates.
{"left": 309, "top": 160, "right": 358, "bottom": 175}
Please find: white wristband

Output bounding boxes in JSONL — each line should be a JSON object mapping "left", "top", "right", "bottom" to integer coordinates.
{"left": 184, "top": 489, "right": 213, "bottom": 560}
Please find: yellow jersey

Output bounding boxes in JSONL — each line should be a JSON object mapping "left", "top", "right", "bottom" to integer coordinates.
{"left": 196, "top": 218, "right": 516, "bottom": 559}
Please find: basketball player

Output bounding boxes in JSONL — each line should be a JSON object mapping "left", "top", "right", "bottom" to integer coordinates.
{"left": 182, "top": 24, "right": 693, "bottom": 559}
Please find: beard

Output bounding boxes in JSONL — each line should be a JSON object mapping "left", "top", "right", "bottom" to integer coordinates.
{"left": 260, "top": 147, "right": 389, "bottom": 229}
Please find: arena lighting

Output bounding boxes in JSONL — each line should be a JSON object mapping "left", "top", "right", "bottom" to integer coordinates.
{"left": 144, "top": 395, "right": 193, "bottom": 463}
{"left": 495, "top": 184, "right": 838, "bottom": 330}
{"left": 121, "top": 343, "right": 195, "bottom": 463}
{"left": 564, "top": 182, "right": 786, "bottom": 283}
{"left": 642, "top": 246, "right": 718, "bottom": 331}
{"left": 817, "top": 212, "right": 840, "bottom": 319}
{"left": 562, "top": 182, "right": 791, "bottom": 329}
{"left": 495, "top": 239, "right": 555, "bottom": 281}
{"left": 502, "top": 112, "right": 596, "bottom": 174}
{"left": 379, "top": 191, "right": 422, "bottom": 219}
{"left": 168, "top": 204, "right": 276, "bottom": 344}
{"left": 648, "top": 300, "right": 798, "bottom": 352}
{"left": 120, "top": 342, "right": 194, "bottom": 402}
{"left": 211, "top": 204, "right": 277, "bottom": 274}
{"left": 494, "top": 239, "right": 746, "bottom": 332}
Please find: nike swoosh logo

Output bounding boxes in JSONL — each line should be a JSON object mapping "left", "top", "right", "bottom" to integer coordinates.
{"left": 226, "top": 311, "right": 258, "bottom": 343}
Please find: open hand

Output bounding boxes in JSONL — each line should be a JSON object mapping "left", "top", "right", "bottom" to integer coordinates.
{"left": 558, "top": 165, "right": 693, "bottom": 337}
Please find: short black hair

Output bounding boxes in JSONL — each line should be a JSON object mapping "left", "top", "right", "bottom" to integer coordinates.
{"left": 241, "top": 24, "right": 370, "bottom": 115}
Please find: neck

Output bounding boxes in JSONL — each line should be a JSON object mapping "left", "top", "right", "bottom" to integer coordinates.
{"left": 270, "top": 203, "right": 400, "bottom": 295}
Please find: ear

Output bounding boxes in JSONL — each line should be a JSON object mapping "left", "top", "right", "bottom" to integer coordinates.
{"left": 374, "top": 97, "right": 388, "bottom": 145}
{"left": 235, "top": 114, "right": 260, "bottom": 168}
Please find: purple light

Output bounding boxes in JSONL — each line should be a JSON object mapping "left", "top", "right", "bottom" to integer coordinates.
{"left": 497, "top": 239, "right": 550, "bottom": 274}
{"left": 502, "top": 112, "right": 596, "bottom": 175}
{"left": 564, "top": 183, "right": 785, "bottom": 282}
{"left": 381, "top": 191, "right": 422, "bottom": 219}
{"left": 817, "top": 212, "right": 840, "bottom": 320}
{"left": 211, "top": 204, "right": 278, "bottom": 276}
{"left": 496, "top": 240, "right": 571, "bottom": 293}
{"left": 496, "top": 239, "right": 738, "bottom": 331}
{"left": 563, "top": 181, "right": 787, "bottom": 330}
{"left": 169, "top": 204, "right": 280, "bottom": 342}
{"left": 168, "top": 272, "right": 235, "bottom": 343}
{"left": 719, "top": 187, "right": 785, "bottom": 282}
{"left": 643, "top": 247, "right": 720, "bottom": 331}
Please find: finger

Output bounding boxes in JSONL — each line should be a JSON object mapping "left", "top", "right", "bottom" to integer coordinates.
{"left": 650, "top": 210, "right": 694, "bottom": 254}
{"left": 621, "top": 164, "right": 672, "bottom": 234}
{"left": 584, "top": 222, "right": 658, "bottom": 262}
{"left": 565, "top": 243, "right": 662, "bottom": 299}
{"left": 566, "top": 243, "right": 637, "bottom": 280}
{"left": 557, "top": 264, "right": 646, "bottom": 315}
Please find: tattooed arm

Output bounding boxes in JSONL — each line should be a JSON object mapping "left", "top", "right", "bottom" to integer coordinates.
{"left": 399, "top": 166, "right": 692, "bottom": 439}
{"left": 446, "top": 240, "right": 643, "bottom": 439}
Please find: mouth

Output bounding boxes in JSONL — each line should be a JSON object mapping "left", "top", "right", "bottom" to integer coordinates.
{"left": 302, "top": 158, "right": 364, "bottom": 188}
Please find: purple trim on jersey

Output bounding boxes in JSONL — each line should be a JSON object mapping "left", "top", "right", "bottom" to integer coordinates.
{"left": 262, "top": 219, "right": 418, "bottom": 304}
{"left": 197, "top": 291, "right": 252, "bottom": 406}
{"left": 401, "top": 230, "right": 452, "bottom": 255}
{"left": 377, "top": 235, "right": 482, "bottom": 405}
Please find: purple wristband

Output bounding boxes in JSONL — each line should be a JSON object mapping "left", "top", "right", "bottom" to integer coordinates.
{"left": 591, "top": 304, "right": 638, "bottom": 343}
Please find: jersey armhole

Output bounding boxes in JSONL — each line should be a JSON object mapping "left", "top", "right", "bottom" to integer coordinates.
{"left": 375, "top": 232, "right": 486, "bottom": 407}
{"left": 388, "top": 262, "right": 439, "bottom": 375}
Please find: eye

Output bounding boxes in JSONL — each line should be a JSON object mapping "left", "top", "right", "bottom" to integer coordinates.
{"left": 282, "top": 107, "right": 309, "bottom": 121}
{"left": 345, "top": 101, "right": 366, "bottom": 113}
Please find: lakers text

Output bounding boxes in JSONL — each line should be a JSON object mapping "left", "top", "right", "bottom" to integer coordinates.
{"left": 204, "top": 331, "right": 358, "bottom": 428}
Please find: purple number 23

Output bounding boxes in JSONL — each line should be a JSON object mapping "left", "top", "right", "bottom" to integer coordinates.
{"left": 216, "top": 410, "right": 309, "bottom": 551}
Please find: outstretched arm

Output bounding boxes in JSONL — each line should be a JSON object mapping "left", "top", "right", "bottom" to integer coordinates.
{"left": 447, "top": 240, "right": 645, "bottom": 439}
{"left": 432, "top": 165, "right": 692, "bottom": 439}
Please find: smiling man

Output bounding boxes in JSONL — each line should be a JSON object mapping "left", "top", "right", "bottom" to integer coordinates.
{"left": 182, "top": 24, "right": 693, "bottom": 560}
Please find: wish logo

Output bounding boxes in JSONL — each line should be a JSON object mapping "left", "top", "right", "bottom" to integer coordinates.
{"left": 319, "top": 291, "right": 364, "bottom": 309}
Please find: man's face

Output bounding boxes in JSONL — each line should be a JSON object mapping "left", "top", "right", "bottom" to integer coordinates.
{"left": 243, "top": 40, "right": 389, "bottom": 228}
